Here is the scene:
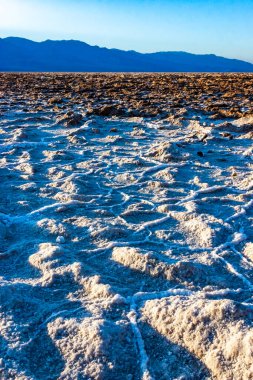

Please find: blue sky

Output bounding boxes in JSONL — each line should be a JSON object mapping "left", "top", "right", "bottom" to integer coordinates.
{"left": 0, "top": 0, "right": 253, "bottom": 62}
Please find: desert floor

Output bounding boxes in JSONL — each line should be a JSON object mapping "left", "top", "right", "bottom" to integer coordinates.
{"left": 0, "top": 74, "right": 253, "bottom": 380}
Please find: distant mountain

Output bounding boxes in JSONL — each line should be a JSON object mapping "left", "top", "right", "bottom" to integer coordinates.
{"left": 1, "top": 37, "right": 253, "bottom": 72}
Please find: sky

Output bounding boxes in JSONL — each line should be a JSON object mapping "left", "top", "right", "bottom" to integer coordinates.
{"left": 0, "top": 0, "right": 253, "bottom": 62}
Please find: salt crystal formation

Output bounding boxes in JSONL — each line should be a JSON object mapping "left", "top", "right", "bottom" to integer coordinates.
{"left": 0, "top": 73, "right": 253, "bottom": 380}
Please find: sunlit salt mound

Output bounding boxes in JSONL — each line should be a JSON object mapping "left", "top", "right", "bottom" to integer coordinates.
{"left": 47, "top": 316, "right": 137, "bottom": 379}
{"left": 146, "top": 142, "right": 189, "bottom": 162}
{"left": 216, "top": 115, "right": 253, "bottom": 133}
{"left": 232, "top": 115, "right": 253, "bottom": 127}
{"left": 142, "top": 295, "right": 253, "bottom": 380}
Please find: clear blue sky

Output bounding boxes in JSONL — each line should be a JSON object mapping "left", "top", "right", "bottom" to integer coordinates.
{"left": 0, "top": 0, "right": 253, "bottom": 62}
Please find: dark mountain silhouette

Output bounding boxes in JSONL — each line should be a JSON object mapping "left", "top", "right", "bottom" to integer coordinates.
{"left": 1, "top": 36, "right": 253, "bottom": 72}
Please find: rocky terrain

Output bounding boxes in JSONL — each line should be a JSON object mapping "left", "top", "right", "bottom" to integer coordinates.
{"left": 0, "top": 73, "right": 253, "bottom": 380}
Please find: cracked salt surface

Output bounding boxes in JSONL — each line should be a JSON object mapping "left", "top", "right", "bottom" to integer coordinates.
{"left": 0, "top": 94, "right": 253, "bottom": 379}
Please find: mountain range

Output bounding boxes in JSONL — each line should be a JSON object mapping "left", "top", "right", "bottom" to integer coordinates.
{"left": 1, "top": 37, "right": 253, "bottom": 72}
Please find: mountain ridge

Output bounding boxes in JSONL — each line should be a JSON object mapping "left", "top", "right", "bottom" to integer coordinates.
{"left": 1, "top": 36, "right": 253, "bottom": 72}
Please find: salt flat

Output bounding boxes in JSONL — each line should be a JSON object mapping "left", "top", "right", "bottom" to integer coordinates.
{"left": 0, "top": 74, "right": 253, "bottom": 380}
